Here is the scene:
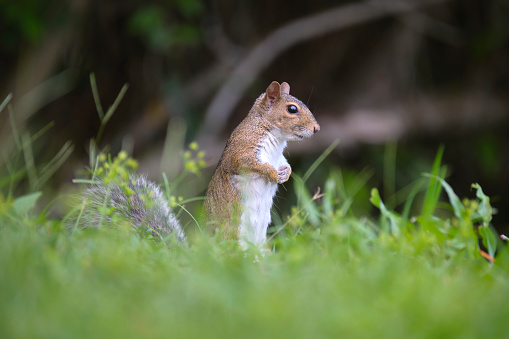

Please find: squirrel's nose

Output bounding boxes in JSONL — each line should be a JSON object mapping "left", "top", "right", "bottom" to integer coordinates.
{"left": 313, "top": 124, "right": 320, "bottom": 134}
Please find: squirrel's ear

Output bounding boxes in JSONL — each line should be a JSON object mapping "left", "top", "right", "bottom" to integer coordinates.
{"left": 266, "top": 81, "right": 281, "bottom": 102}
{"left": 280, "top": 82, "right": 290, "bottom": 94}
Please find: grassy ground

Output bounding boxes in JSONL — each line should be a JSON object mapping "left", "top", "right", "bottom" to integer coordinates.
{"left": 1, "top": 210, "right": 508, "bottom": 339}
{"left": 1, "top": 91, "right": 508, "bottom": 338}
{"left": 1, "top": 150, "right": 508, "bottom": 339}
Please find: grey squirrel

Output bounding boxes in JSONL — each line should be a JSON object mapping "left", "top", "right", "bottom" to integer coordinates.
{"left": 205, "top": 81, "right": 320, "bottom": 248}
{"left": 78, "top": 81, "right": 319, "bottom": 247}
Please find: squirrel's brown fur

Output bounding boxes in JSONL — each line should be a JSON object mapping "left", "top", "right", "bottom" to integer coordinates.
{"left": 205, "top": 81, "right": 320, "bottom": 243}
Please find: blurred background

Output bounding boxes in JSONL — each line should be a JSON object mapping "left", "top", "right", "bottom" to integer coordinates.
{"left": 0, "top": 0, "right": 508, "bottom": 232}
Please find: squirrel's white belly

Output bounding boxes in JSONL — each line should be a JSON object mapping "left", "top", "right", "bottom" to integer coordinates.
{"left": 235, "top": 133, "right": 287, "bottom": 249}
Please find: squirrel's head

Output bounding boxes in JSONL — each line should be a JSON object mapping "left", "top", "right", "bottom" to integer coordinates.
{"left": 259, "top": 81, "right": 320, "bottom": 141}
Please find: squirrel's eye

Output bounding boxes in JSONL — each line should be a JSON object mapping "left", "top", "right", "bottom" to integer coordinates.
{"left": 287, "top": 105, "right": 298, "bottom": 114}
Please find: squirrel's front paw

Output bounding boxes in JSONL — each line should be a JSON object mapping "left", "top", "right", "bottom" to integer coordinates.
{"left": 277, "top": 165, "right": 292, "bottom": 184}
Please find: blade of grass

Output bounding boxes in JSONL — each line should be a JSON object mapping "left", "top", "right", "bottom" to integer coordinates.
{"left": 73, "top": 179, "right": 100, "bottom": 185}
{"left": 1, "top": 152, "right": 26, "bottom": 199}
{"left": 63, "top": 203, "right": 86, "bottom": 232}
{"left": 8, "top": 105, "right": 22, "bottom": 149}
{"left": 0, "top": 93, "right": 12, "bottom": 114}
{"left": 479, "top": 225, "right": 497, "bottom": 260}
{"left": 400, "top": 178, "right": 426, "bottom": 224}
{"left": 0, "top": 169, "right": 27, "bottom": 189}
{"left": 267, "top": 206, "right": 305, "bottom": 242}
{"left": 370, "top": 188, "right": 401, "bottom": 237}
{"left": 270, "top": 209, "right": 284, "bottom": 231}
{"left": 383, "top": 141, "right": 397, "bottom": 208}
{"left": 424, "top": 174, "right": 464, "bottom": 219}
{"left": 302, "top": 138, "right": 339, "bottom": 183}
{"left": 37, "top": 141, "right": 74, "bottom": 189}
{"left": 162, "top": 173, "right": 172, "bottom": 200}
{"left": 161, "top": 173, "right": 203, "bottom": 233}
{"left": 178, "top": 196, "right": 206, "bottom": 205}
{"left": 40, "top": 192, "right": 74, "bottom": 219}
{"left": 331, "top": 167, "right": 373, "bottom": 218}
{"left": 103, "top": 83, "right": 129, "bottom": 125}
{"left": 176, "top": 203, "right": 203, "bottom": 235}
{"left": 97, "top": 185, "right": 112, "bottom": 229}
{"left": 96, "top": 83, "right": 129, "bottom": 146}
{"left": 161, "top": 119, "right": 186, "bottom": 181}
{"left": 31, "top": 121, "right": 55, "bottom": 142}
{"left": 21, "top": 133, "right": 37, "bottom": 191}
{"left": 421, "top": 145, "right": 445, "bottom": 221}
{"left": 472, "top": 183, "right": 493, "bottom": 225}
{"left": 322, "top": 176, "right": 336, "bottom": 216}
{"left": 90, "top": 73, "right": 104, "bottom": 120}
{"left": 88, "top": 140, "right": 108, "bottom": 177}
{"left": 293, "top": 174, "right": 320, "bottom": 226}
{"left": 346, "top": 167, "right": 374, "bottom": 198}
{"left": 391, "top": 178, "right": 425, "bottom": 209}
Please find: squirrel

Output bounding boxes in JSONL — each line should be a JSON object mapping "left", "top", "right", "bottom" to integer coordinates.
{"left": 205, "top": 81, "right": 320, "bottom": 249}
{"left": 76, "top": 81, "right": 319, "bottom": 249}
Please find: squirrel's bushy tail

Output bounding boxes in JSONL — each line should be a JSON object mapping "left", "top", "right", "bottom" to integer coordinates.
{"left": 77, "top": 175, "right": 186, "bottom": 243}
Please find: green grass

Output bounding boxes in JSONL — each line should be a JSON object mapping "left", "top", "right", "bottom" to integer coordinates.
{"left": 1, "top": 90, "right": 508, "bottom": 338}
{"left": 1, "top": 205, "right": 508, "bottom": 339}
{"left": 1, "top": 152, "right": 509, "bottom": 338}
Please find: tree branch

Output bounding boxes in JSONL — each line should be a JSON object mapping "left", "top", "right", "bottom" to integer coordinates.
{"left": 200, "top": 0, "right": 452, "bottom": 138}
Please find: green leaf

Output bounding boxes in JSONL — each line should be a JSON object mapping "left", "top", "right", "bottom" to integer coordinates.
{"left": 401, "top": 179, "right": 425, "bottom": 225}
{"left": 383, "top": 142, "right": 397, "bottom": 208}
{"left": 322, "top": 176, "right": 336, "bottom": 216}
{"left": 430, "top": 175, "right": 465, "bottom": 219}
{"left": 421, "top": 146, "right": 444, "bottom": 220}
{"left": 479, "top": 226, "right": 497, "bottom": 259}
{"left": 370, "top": 188, "right": 401, "bottom": 237}
{"left": 13, "top": 191, "right": 42, "bottom": 215}
{"left": 293, "top": 174, "right": 320, "bottom": 226}
{"left": 472, "top": 183, "right": 492, "bottom": 225}
{"left": 369, "top": 187, "right": 382, "bottom": 208}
